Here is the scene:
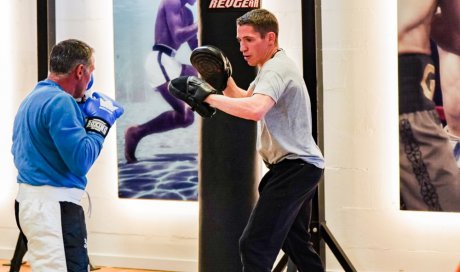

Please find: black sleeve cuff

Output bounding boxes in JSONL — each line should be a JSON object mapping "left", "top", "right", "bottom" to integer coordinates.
{"left": 85, "top": 118, "right": 110, "bottom": 138}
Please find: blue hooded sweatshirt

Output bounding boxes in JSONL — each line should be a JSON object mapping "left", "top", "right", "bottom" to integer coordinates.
{"left": 11, "top": 79, "right": 104, "bottom": 190}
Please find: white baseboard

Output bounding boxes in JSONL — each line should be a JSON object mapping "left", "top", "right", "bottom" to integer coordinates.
{"left": 0, "top": 248, "right": 15, "bottom": 260}
{"left": 0, "top": 248, "right": 197, "bottom": 272}
{"left": 89, "top": 254, "right": 198, "bottom": 272}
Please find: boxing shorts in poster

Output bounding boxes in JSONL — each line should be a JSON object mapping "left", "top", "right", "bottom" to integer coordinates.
{"left": 398, "top": 2, "right": 460, "bottom": 212}
{"left": 113, "top": 0, "right": 199, "bottom": 201}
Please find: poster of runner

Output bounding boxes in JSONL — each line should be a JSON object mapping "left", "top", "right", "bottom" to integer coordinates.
{"left": 113, "top": 0, "right": 199, "bottom": 201}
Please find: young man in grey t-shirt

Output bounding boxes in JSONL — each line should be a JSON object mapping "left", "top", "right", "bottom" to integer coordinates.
{"left": 205, "top": 8, "right": 325, "bottom": 272}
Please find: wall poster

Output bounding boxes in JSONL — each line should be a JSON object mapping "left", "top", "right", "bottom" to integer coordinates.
{"left": 398, "top": 1, "right": 460, "bottom": 212}
{"left": 113, "top": 0, "right": 199, "bottom": 201}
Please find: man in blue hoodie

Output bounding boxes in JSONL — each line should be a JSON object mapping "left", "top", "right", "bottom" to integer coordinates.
{"left": 11, "top": 39, "right": 124, "bottom": 271}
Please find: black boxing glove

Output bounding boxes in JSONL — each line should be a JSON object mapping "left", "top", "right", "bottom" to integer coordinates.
{"left": 190, "top": 45, "right": 232, "bottom": 92}
{"left": 168, "top": 76, "right": 217, "bottom": 118}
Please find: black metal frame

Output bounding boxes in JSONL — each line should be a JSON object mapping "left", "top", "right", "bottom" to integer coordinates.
{"left": 37, "top": 0, "right": 55, "bottom": 81}
{"left": 273, "top": 1, "right": 357, "bottom": 271}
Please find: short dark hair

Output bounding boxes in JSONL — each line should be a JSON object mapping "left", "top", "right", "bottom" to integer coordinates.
{"left": 236, "top": 9, "right": 279, "bottom": 40}
{"left": 49, "top": 39, "right": 94, "bottom": 74}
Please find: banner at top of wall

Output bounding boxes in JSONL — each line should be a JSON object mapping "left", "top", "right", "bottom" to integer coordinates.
{"left": 208, "top": 0, "right": 261, "bottom": 10}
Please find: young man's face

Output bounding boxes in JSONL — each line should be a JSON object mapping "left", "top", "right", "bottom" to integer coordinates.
{"left": 236, "top": 24, "right": 274, "bottom": 68}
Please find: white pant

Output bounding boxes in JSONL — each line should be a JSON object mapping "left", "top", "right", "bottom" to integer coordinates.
{"left": 16, "top": 184, "right": 88, "bottom": 272}
{"left": 144, "top": 49, "right": 182, "bottom": 88}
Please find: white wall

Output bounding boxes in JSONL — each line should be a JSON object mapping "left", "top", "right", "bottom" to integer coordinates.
{"left": 321, "top": 1, "right": 460, "bottom": 271}
{"left": 263, "top": 0, "right": 303, "bottom": 74}
{"left": 0, "top": 0, "right": 37, "bottom": 259}
{"left": 1, "top": 0, "right": 459, "bottom": 272}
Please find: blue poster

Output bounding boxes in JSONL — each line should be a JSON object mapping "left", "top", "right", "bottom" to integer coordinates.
{"left": 113, "top": 0, "right": 199, "bottom": 200}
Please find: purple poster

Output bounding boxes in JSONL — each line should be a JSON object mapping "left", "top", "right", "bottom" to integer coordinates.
{"left": 113, "top": 0, "right": 199, "bottom": 201}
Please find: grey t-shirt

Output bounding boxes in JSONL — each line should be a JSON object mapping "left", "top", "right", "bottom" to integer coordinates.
{"left": 251, "top": 50, "right": 324, "bottom": 169}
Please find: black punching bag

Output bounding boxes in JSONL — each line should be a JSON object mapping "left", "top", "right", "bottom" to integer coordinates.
{"left": 198, "top": 1, "right": 260, "bottom": 271}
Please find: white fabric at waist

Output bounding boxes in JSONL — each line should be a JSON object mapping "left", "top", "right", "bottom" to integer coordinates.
{"left": 16, "top": 183, "right": 85, "bottom": 205}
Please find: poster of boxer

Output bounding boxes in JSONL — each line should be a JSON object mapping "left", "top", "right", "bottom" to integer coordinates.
{"left": 113, "top": 0, "right": 199, "bottom": 201}
{"left": 398, "top": 1, "right": 460, "bottom": 212}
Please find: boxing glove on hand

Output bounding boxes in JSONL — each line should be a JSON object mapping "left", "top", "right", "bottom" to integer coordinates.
{"left": 168, "top": 76, "right": 217, "bottom": 118}
{"left": 190, "top": 45, "right": 232, "bottom": 92}
{"left": 87, "top": 73, "right": 94, "bottom": 91}
{"left": 82, "top": 92, "right": 124, "bottom": 137}
{"left": 77, "top": 73, "right": 95, "bottom": 117}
